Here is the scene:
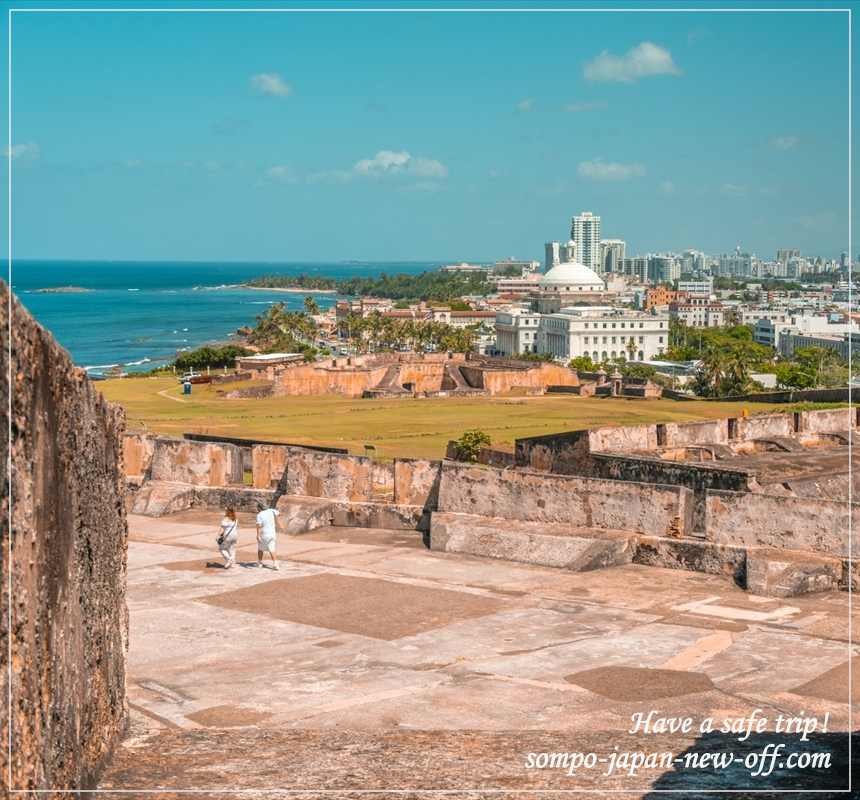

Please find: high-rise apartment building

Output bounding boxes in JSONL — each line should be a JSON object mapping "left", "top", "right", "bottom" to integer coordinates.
{"left": 599, "top": 239, "right": 626, "bottom": 273}
{"left": 544, "top": 241, "right": 561, "bottom": 272}
{"left": 570, "top": 211, "right": 601, "bottom": 274}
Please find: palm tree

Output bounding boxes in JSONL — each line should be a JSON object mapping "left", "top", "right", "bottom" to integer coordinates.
{"left": 303, "top": 295, "right": 320, "bottom": 316}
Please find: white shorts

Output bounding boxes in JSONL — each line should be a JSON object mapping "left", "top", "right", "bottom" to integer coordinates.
{"left": 257, "top": 536, "right": 277, "bottom": 554}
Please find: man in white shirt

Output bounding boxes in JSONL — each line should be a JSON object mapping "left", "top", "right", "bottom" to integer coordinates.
{"left": 255, "top": 503, "right": 281, "bottom": 570}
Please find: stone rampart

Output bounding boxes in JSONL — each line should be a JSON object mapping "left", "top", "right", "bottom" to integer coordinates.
{"left": 393, "top": 458, "right": 442, "bottom": 506}
{"left": 252, "top": 444, "right": 290, "bottom": 490}
{"left": 704, "top": 490, "right": 857, "bottom": 559}
{"left": 284, "top": 449, "right": 374, "bottom": 502}
{"left": 122, "top": 432, "right": 156, "bottom": 481}
{"left": 148, "top": 438, "right": 244, "bottom": 486}
{"left": 436, "top": 462, "right": 692, "bottom": 537}
{"left": 3, "top": 283, "right": 128, "bottom": 791}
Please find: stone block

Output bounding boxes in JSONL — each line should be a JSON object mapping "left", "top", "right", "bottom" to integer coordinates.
{"left": 633, "top": 535, "right": 747, "bottom": 585}
{"left": 393, "top": 458, "right": 441, "bottom": 506}
{"left": 275, "top": 494, "right": 336, "bottom": 534}
{"left": 284, "top": 449, "right": 373, "bottom": 502}
{"left": 331, "top": 502, "right": 424, "bottom": 531}
{"left": 746, "top": 548, "right": 843, "bottom": 597}
{"left": 429, "top": 512, "right": 635, "bottom": 571}
{"left": 131, "top": 481, "right": 196, "bottom": 516}
{"left": 251, "top": 444, "right": 289, "bottom": 490}
{"left": 149, "top": 438, "right": 244, "bottom": 486}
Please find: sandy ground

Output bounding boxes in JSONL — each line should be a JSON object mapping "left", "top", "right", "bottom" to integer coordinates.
{"left": 96, "top": 512, "right": 857, "bottom": 798}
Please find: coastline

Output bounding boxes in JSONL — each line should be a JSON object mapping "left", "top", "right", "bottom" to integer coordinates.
{"left": 239, "top": 284, "right": 338, "bottom": 295}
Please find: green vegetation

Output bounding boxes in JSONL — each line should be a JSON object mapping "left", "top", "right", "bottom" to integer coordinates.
{"left": 174, "top": 345, "right": 251, "bottom": 371}
{"left": 98, "top": 376, "right": 798, "bottom": 460}
{"left": 338, "top": 310, "right": 477, "bottom": 354}
{"left": 247, "top": 303, "right": 319, "bottom": 361}
{"left": 774, "top": 347, "right": 849, "bottom": 389}
{"left": 452, "top": 429, "right": 492, "bottom": 462}
{"left": 246, "top": 270, "right": 491, "bottom": 302}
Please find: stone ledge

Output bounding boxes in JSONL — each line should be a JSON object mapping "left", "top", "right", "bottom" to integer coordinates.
{"left": 746, "top": 548, "right": 843, "bottom": 598}
{"left": 429, "top": 511, "right": 636, "bottom": 571}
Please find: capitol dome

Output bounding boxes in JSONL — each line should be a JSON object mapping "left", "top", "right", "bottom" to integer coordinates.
{"left": 539, "top": 261, "right": 605, "bottom": 291}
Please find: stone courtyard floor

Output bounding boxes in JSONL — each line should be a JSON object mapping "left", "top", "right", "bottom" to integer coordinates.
{"left": 95, "top": 511, "right": 857, "bottom": 799}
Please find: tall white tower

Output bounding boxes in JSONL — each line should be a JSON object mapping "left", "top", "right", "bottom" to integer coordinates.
{"left": 570, "top": 211, "right": 602, "bottom": 274}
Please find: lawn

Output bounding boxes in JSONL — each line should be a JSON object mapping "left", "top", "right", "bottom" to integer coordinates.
{"left": 97, "top": 376, "right": 802, "bottom": 460}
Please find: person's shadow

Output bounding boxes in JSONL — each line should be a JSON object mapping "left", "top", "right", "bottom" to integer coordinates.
{"left": 645, "top": 730, "right": 855, "bottom": 799}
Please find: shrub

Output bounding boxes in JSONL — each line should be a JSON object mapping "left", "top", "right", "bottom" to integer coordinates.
{"left": 453, "top": 429, "right": 492, "bottom": 463}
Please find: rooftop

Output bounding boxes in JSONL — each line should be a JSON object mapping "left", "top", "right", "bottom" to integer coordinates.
{"left": 98, "top": 510, "right": 853, "bottom": 792}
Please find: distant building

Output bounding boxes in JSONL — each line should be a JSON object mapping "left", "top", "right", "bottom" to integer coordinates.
{"left": 600, "top": 239, "right": 626, "bottom": 273}
{"left": 494, "top": 309, "right": 543, "bottom": 355}
{"left": 777, "top": 249, "right": 801, "bottom": 265}
{"left": 644, "top": 286, "right": 684, "bottom": 310}
{"left": 570, "top": 211, "right": 602, "bottom": 274}
{"left": 441, "top": 262, "right": 489, "bottom": 273}
{"left": 716, "top": 250, "right": 758, "bottom": 278}
{"left": 678, "top": 277, "right": 714, "bottom": 296}
{"left": 544, "top": 241, "right": 561, "bottom": 271}
{"left": 529, "top": 260, "right": 611, "bottom": 314}
{"left": 536, "top": 306, "right": 669, "bottom": 362}
{"left": 647, "top": 254, "right": 680, "bottom": 284}
{"left": 493, "top": 258, "right": 540, "bottom": 276}
{"left": 560, "top": 240, "right": 578, "bottom": 264}
{"left": 680, "top": 249, "right": 707, "bottom": 275}
{"left": 619, "top": 256, "right": 648, "bottom": 283}
{"left": 669, "top": 297, "right": 725, "bottom": 328}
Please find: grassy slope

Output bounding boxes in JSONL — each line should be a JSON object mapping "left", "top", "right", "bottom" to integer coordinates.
{"left": 98, "top": 376, "right": 796, "bottom": 461}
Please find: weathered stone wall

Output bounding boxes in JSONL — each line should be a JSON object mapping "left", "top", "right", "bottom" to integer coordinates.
{"left": 436, "top": 462, "right": 693, "bottom": 537}
{"left": 734, "top": 413, "right": 793, "bottom": 440}
{"left": 284, "top": 449, "right": 373, "bottom": 502}
{"left": 800, "top": 407, "right": 853, "bottom": 434}
{"left": 122, "top": 432, "right": 156, "bottom": 481}
{"left": 705, "top": 490, "right": 857, "bottom": 558}
{"left": 393, "top": 458, "right": 442, "bottom": 506}
{"left": 2, "top": 283, "right": 128, "bottom": 791}
{"left": 251, "top": 444, "right": 289, "bottom": 490}
{"left": 148, "top": 438, "right": 244, "bottom": 486}
{"left": 590, "top": 453, "right": 755, "bottom": 533}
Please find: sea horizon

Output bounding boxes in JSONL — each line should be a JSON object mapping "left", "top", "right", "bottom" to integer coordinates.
{"left": 13, "top": 259, "right": 454, "bottom": 374}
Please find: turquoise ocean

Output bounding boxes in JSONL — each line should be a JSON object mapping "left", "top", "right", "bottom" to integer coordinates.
{"left": 12, "top": 260, "right": 438, "bottom": 375}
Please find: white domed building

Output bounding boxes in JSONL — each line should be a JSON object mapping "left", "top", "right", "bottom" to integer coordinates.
{"left": 530, "top": 260, "right": 612, "bottom": 313}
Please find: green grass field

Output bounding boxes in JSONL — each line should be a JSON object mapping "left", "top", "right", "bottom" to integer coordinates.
{"left": 97, "top": 375, "right": 804, "bottom": 460}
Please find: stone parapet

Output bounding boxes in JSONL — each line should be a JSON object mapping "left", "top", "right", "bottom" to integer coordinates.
{"left": 3, "top": 283, "right": 128, "bottom": 791}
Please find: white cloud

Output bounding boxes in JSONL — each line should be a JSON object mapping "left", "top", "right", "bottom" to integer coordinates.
{"left": 265, "top": 165, "right": 297, "bottom": 183}
{"left": 250, "top": 73, "right": 292, "bottom": 97}
{"left": 660, "top": 180, "right": 676, "bottom": 195}
{"left": 770, "top": 135, "right": 800, "bottom": 151}
{"left": 584, "top": 42, "right": 681, "bottom": 83}
{"left": 516, "top": 98, "right": 535, "bottom": 112}
{"left": 5, "top": 142, "right": 39, "bottom": 160}
{"left": 563, "top": 101, "right": 607, "bottom": 113}
{"left": 353, "top": 150, "right": 448, "bottom": 179}
{"left": 721, "top": 183, "right": 747, "bottom": 196}
{"left": 577, "top": 158, "right": 645, "bottom": 181}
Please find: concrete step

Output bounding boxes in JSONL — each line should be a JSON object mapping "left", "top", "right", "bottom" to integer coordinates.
{"left": 429, "top": 511, "right": 635, "bottom": 571}
{"left": 745, "top": 547, "right": 843, "bottom": 597}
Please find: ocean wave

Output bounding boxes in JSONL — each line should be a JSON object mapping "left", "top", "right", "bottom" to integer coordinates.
{"left": 84, "top": 363, "right": 120, "bottom": 371}
{"left": 125, "top": 357, "right": 152, "bottom": 366}
{"left": 127, "top": 288, "right": 140, "bottom": 292}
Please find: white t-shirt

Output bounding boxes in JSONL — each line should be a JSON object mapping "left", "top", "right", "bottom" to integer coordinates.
{"left": 256, "top": 508, "right": 280, "bottom": 540}
{"left": 220, "top": 517, "right": 238, "bottom": 540}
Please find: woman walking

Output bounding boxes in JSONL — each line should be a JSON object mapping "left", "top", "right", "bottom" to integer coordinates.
{"left": 217, "top": 507, "right": 239, "bottom": 569}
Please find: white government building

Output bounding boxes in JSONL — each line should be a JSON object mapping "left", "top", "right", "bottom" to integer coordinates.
{"left": 494, "top": 260, "right": 670, "bottom": 361}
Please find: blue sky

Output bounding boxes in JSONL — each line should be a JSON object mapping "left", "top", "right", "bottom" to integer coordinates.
{"left": 2, "top": 1, "right": 855, "bottom": 262}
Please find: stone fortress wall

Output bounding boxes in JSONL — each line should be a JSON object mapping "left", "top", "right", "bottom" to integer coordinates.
{"left": 124, "top": 404, "right": 856, "bottom": 598}
{"left": 2, "top": 284, "right": 129, "bottom": 792}
{"left": 231, "top": 351, "right": 583, "bottom": 399}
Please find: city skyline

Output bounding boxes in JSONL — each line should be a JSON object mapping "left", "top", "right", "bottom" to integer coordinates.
{"left": 2, "top": 3, "right": 854, "bottom": 262}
